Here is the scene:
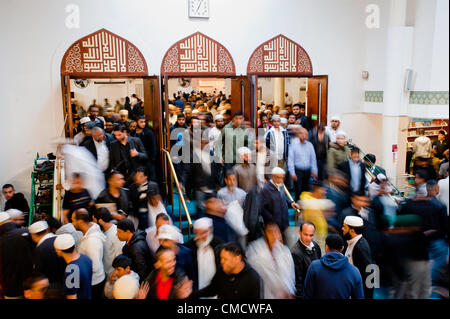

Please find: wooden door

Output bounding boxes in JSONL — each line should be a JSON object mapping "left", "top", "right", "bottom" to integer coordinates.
{"left": 230, "top": 76, "right": 251, "bottom": 121}
{"left": 306, "top": 75, "right": 328, "bottom": 128}
{"left": 61, "top": 75, "right": 73, "bottom": 138}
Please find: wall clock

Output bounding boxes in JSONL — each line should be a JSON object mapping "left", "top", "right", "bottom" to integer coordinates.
{"left": 189, "top": 0, "right": 209, "bottom": 18}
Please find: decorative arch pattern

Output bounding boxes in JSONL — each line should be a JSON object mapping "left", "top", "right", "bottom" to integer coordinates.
{"left": 247, "top": 34, "right": 313, "bottom": 76}
{"left": 161, "top": 32, "right": 236, "bottom": 77}
{"left": 61, "top": 28, "right": 148, "bottom": 76}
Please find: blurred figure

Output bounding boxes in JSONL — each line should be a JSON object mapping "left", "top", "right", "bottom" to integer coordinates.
{"left": 303, "top": 234, "right": 364, "bottom": 299}
{"left": 0, "top": 212, "right": 33, "bottom": 299}
{"left": 288, "top": 127, "right": 318, "bottom": 201}
{"left": 204, "top": 197, "right": 232, "bottom": 243}
{"left": 261, "top": 167, "right": 300, "bottom": 237}
{"left": 62, "top": 173, "right": 93, "bottom": 224}
{"left": 265, "top": 114, "right": 289, "bottom": 170}
{"left": 310, "top": 124, "right": 329, "bottom": 181}
{"left": 437, "top": 166, "right": 449, "bottom": 214}
{"left": 299, "top": 180, "right": 335, "bottom": 253}
{"left": 81, "top": 126, "right": 111, "bottom": 174}
{"left": 104, "top": 254, "right": 140, "bottom": 299}
{"left": 247, "top": 222, "right": 295, "bottom": 299}
{"left": 23, "top": 274, "right": 49, "bottom": 299}
{"left": 184, "top": 217, "right": 223, "bottom": 291}
{"left": 6, "top": 209, "right": 25, "bottom": 227}
{"left": 232, "top": 147, "right": 257, "bottom": 193}
{"left": 217, "top": 170, "right": 246, "bottom": 206}
{"left": 326, "top": 170, "right": 351, "bottom": 233}
{"left": 337, "top": 146, "right": 366, "bottom": 195}
{"left": 326, "top": 132, "right": 350, "bottom": 176}
{"left": 96, "top": 171, "right": 130, "bottom": 221}
{"left": 133, "top": 116, "right": 158, "bottom": 182}
{"left": 291, "top": 221, "right": 322, "bottom": 299}
{"left": 146, "top": 213, "right": 172, "bottom": 253}
{"left": 414, "top": 170, "right": 428, "bottom": 198}
{"left": 195, "top": 243, "right": 261, "bottom": 299}
{"left": 325, "top": 116, "right": 344, "bottom": 144}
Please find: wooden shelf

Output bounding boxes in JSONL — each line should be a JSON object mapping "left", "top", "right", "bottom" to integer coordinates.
{"left": 408, "top": 125, "right": 448, "bottom": 129}
{"left": 407, "top": 134, "right": 439, "bottom": 138}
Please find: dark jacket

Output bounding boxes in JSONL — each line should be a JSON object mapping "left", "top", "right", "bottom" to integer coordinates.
{"left": 80, "top": 136, "right": 111, "bottom": 161}
{"left": 309, "top": 130, "right": 329, "bottom": 161}
{"left": 195, "top": 263, "right": 262, "bottom": 299}
{"left": 122, "top": 230, "right": 155, "bottom": 281}
{"left": 4, "top": 193, "right": 29, "bottom": 214}
{"left": 184, "top": 237, "right": 224, "bottom": 291}
{"left": 303, "top": 252, "right": 364, "bottom": 299}
{"left": 326, "top": 185, "right": 351, "bottom": 230}
{"left": 291, "top": 240, "right": 322, "bottom": 298}
{"left": 348, "top": 236, "right": 373, "bottom": 299}
{"left": 95, "top": 188, "right": 131, "bottom": 215}
{"left": 144, "top": 268, "right": 186, "bottom": 299}
{"left": 260, "top": 182, "right": 293, "bottom": 233}
{"left": 0, "top": 223, "right": 34, "bottom": 297}
{"left": 109, "top": 136, "right": 148, "bottom": 178}
{"left": 33, "top": 236, "right": 66, "bottom": 284}
{"left": 132, "top": 127, "right": 158, "bottom": 163}
{"left": 337, "top": 160, "right": 367, "bottom": 195}
{"left": 204, "top": 213, "right": 234, "bottom": 244}
{"left": 242, "top": 185, "right": 264, "bottom": 243}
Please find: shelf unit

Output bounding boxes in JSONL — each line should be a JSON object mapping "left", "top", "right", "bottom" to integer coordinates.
{"left": 29, "top": 153, "right": 55, "bottom": 225}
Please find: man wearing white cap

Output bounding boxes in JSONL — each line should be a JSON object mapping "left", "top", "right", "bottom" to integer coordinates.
{"left": 184, "top": 217, "right": 223, "bottom": 291}
{"left": 112, "top": 274, "right": 140, "bottom": 299}
{"left": 342, "top": 215, "right": 373, "bottom": 299}
{"left": 0, "top": 211, "right": 33, "bottom": 298}
{"left": 74, "top": 116, "right": 91, "bottom": 145}
{"left": 157, "top": 224, "right": 196, "bottom": 285}
{"left": 265, "top": 114, "right": 289, "bottom": 171}
{"left": 325, "top": 115, "right": 344, "bottom": 144}
{"left": 6, "top": 208, "right": 25, "bottom": 227}
{"left": 327, "top": 131, "right": 350, "bottom": 176}
{"left": 209, "top": 114, "right": 225, "bottom": 154}
{"left": 260, "top": 167, "right": 300, "bottom": 235}
{"left": 29, "top": 220, "right": 66, "bottom": 285}
{"left": 54, "top": 233, "right": 93, "bottom": 299}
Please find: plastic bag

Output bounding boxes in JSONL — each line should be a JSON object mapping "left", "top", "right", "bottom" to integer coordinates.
{"left": 224, "top": 200, "right": 249, "bottom": 237}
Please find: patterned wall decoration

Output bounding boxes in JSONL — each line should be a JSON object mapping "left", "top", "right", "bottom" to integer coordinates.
{"left": 61, "top": 29, "right": 148, "bottom": 76}
{"left": 365, "top": 91, "right": 384, "bottom": 103}
{"left": 247, "top": 34, "right": 313, "bottom": 76}
{"left": 161, "top": 32, "right": 236, "bottom": 76}
{"left": 409, "top": 91, "right": 449, "bottom": 105}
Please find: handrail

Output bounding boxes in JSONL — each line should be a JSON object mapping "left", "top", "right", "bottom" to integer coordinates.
{"left": 348, "top": 140, "right": 407, "bottom": 200}
{"left": 284, "top": 184, "right": 302, "bottom": 227}
{"left": 161, "top": 148, "right": 192, "bottom": 239}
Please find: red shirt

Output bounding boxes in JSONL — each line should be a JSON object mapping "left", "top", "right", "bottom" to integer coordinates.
{"left": 155, "top": 272, "right": 174, "bottom": 299}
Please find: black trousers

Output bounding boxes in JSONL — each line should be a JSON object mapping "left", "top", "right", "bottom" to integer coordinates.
{"left": 91, "top": 278, "right": 106, "bottom": 300}
{"left": 294, "top": 168, "right": 311, "bottom": 201}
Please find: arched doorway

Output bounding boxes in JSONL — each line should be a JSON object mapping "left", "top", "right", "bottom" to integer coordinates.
{"left": 160, "top": 32, "right": 241, "bottom": 229}
{"left": 247, "top": 34, "right": 327, "bottom": 129}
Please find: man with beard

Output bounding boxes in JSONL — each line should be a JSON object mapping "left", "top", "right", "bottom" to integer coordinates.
{"left": 183, "top": 217, "right": 223, "bottom": 291}
{"left": 342, "top": 216, "right": 373, "bottom": 299}
{"left": 247, "top": 222, "right": 295, "bottom": 299}
{"left": 132, "top": 116, "right": 158, "bottom": 182}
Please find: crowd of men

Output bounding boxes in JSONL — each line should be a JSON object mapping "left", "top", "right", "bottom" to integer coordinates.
{"left": 0, "top": 89, "right": 448, "bottom": 300}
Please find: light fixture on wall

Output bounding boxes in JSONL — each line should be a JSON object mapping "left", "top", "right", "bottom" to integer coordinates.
{"left": 362, "top": 71, "right": 369, "bottom": 80}
{"left": 404, "top": 69, "right": 414, "bottom": 92}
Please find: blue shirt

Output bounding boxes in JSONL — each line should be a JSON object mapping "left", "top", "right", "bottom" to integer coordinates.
{"left": 287, "top": 138, "right": 318, "bottom": 176}
{"left": 349, "top": 159, "right": 362, "bottom": 192}
{"left": 63, "top": 254, "right": 93, "bottom": 299}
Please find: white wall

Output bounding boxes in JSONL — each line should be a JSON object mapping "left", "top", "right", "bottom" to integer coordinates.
{"left": 0, "top": 0, "right": 447, "bottom": 204}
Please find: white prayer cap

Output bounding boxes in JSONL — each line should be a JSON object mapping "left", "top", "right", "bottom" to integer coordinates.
{"left": 336, "top": 131, "right": 347, "bottom": 138}
{"left": 157, "top": 224, "right": 182, "bottom": 242}
{"left": 0, "top": 212, "right": 10, "bottom": 224}
{"left": 330, "top": 115, "right": 341, "bottom": 122}
{"left": 113, "top": 275, "right": 140, "bottom": 299}
{"left": 80, "top": 117, "right": 90, "bottom": 125}
{"left": 214, "top": 114, "right": 224, "bottom": 121}
{"left": 261, "top": 101, "right": 266, "bottom": 105}
{"left": 377, "top": 174, "right": 387, "bottom": 181}
{"left": 194, "top": 217, "right": 213, "bottom": 230}
{"left": 271, "top": 167, "right": 285, "bottom": 175}
{"left": 7, "top": 209, "right": 23, "bottom": 218}
{"left": 343, "top": 216, "right": 364, "bottom": 227}
{"left": 280, "top": 118, "right": 288, "bottom": 124}
{"left": 237, "top": 147, "right": 251, "bottom": 157}
{"left": 54, "top": 234, "right": 75, "bottom": 251}
{"left": 119, "top": 110, "right": 128, "bottom": 115}
{"left": 192, "top": 109, "right": 199, "bottom": 114}
{"left": 272, "top": 114, "right": 281, "bottom": 120}
{"left": 29, "top": 221, "right": 49, "bottom": 234}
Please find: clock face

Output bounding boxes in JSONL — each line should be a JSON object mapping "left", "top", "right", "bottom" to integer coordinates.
{"left": 189, "top": 0, "right": 209, "bottom": 18}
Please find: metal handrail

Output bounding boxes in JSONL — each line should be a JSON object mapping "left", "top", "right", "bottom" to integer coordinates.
{"left": 284, "top": 185, "right": 302, "bottom": 226}
{"left": 161, "top": 148, "right": 192, "bottom": 239}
